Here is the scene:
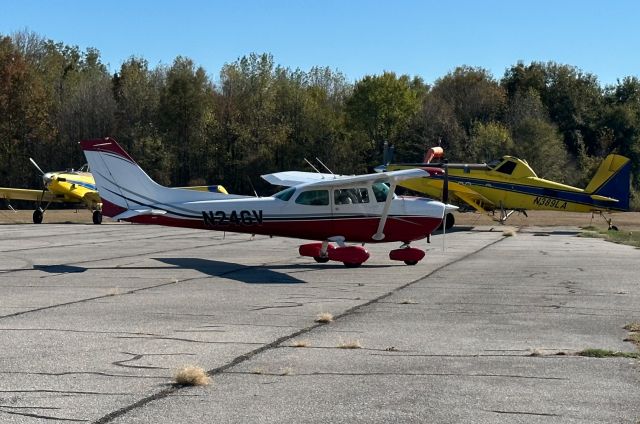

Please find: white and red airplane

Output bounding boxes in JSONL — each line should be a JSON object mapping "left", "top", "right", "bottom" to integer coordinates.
{"left": 80, "top": 137, "right": 449, "bottom": 267}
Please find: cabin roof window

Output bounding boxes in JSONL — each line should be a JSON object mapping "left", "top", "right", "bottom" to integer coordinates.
{"left": 295, "top": 189, "right": 329, "bottom": 206}
{"left": 495, "top": 160, "right": 517, "bottom": 175}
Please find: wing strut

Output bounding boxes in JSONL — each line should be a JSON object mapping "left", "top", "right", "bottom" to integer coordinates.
{"left": 372, "top": 182, "right": 397, "bottom": 241}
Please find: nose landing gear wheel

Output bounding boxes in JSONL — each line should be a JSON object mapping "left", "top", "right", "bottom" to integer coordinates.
{"left": 33, "top": 208, "right": 44, "bottom": 224}
{"left": 313, "top": 257, "right": 330, "bottom": 263}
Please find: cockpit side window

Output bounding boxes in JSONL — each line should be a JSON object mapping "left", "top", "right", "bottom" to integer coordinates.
{"left": 334, "top": 188, "right": 370, "bottom": 205}
{"left": 495, "top": 160, "right": 516, "bottom": 175}
{"left": 295, "top": 190, "right": 329, "bottom": 206}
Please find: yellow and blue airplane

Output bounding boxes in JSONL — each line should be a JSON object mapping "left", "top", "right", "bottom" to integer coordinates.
{"left": 0, "top": 158, "right": 228, "bottom": 224}
{"left": 383, "top": 153, "right": 631, "bottom": 229}
{"left": 0, "top": 159, "right": 103, "bottom": 224}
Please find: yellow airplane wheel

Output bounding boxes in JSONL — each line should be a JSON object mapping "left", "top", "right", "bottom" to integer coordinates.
{"left": 92, "top": 210, "right": 102, "bottom": 225}
{"left": 33, "top": 208, "right": 43, "bottom": 224}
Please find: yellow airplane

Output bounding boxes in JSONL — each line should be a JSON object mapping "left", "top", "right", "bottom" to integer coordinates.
{"left": 0, "top": 159, "right": 103, "bottom": 224}
{"left": 0, "top": 158, "right": 228, "bottom": 224}
{"left": 383, "top": 152, "right": 631, "bottom": 230}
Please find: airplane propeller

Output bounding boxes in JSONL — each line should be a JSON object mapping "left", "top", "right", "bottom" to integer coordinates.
{"left": 29, "top": 157, "right": 45, "bottom": 176}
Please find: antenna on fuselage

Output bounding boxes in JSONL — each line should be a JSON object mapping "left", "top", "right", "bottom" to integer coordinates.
{"left": 247, "top": 176, "right": 260, "bottom": 197}
{"left": 304, "top": 158, "right": 322, "bottom": 174}
{"left": 315, "top": 157, "right": 335, "bottom": 178}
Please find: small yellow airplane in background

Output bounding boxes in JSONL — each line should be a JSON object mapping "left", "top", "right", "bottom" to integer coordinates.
{"left": 0, "top": 158, "right": 228, "bottom": 224}
{"left": 381, "top": 147, "right": 631, "bottom": 230}
{"left": 0, "top": 159, "right": 103, "bottom": 224}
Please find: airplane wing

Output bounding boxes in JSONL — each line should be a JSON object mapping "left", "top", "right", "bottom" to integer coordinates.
{"left": 261, "top": 171, "right": 347, "bottom": 186}
{"left": 81, "top": 190, "right": 102, "bottom": 206}
{"left": 445, "top": 181, "right": 496, "bottom": 213}
{"left": 262, "top": 169, "right": 429, "bottom": 188}
{"left": 0, "top": 188, "right": 66, "bottom": 203}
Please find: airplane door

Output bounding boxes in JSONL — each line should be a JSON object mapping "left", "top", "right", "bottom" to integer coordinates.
{"left": 332, "top": 187, "right": 377, "bottom": 238}
{"left": 289, "top": 188, "right": 333, "bottom": 239}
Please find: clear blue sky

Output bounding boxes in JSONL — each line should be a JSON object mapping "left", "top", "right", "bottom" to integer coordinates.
{"left": 2, "top": 0, "right": 639, "bottom": 86}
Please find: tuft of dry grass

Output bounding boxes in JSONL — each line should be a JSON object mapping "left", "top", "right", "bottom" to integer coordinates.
{"left": 174, "top": 365, "right": 210, "bottom": 386}
{"left": 250, "top": 367, "right": 264, "bottom": 375}
{"left": 107, "top": 287, "right": 120, "bottom": 296}
{"left": 529, "top": 348, "right": 544, "bottom": 357}
{"left": 503, "top": 229, "right": 517, "bottom": 237}
{"left": 315, "top": 312, "right": 333, "bottom": 323}
{"left": 280, "top": 367, "right": 293, "bottom": 376}
{"left": 291, "top": 339, "right": 310, "bottom": 348}
{"left": 399, "top": 299, "right": 417, "bottom": 304}
{"left": 624, "top": 322, "right": 640, "bottom": 332}
{"left": 338, "top": 339, "right": 362, "bottom": 349}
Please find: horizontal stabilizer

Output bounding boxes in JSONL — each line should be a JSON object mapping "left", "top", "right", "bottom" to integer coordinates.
{"left": 589, "top": 194, "right": 618, "bottom": 203}
{"left": 112, "top": 209, "right": 167, "bottom": 221}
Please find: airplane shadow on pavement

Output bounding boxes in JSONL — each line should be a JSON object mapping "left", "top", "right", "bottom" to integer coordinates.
{"left": 156, "top": 257, "right": 308, "bottom": 284}
{"left": 32, "top": 260, "right": 307, "bottom": 284}
{"left": 32, "top": 257, "right": 397, "bottom": 285}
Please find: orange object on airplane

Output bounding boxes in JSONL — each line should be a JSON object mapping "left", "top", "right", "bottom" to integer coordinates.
{"left": 423, "top": 146, "right": 444, "bottom": 164}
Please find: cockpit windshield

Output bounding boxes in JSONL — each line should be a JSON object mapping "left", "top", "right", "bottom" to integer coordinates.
{"left": 372, "top": 182, "right": 391, "bottom": 202}
{"left": 486, "top": 159, "right": 502, "bottom": 169}
{"left": 274, "top": 187, "right": 296, "bottom": 201}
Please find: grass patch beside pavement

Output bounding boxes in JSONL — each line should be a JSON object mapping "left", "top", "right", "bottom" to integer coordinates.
{"left": 578, "top": 348, "right": 640, "bottom": 359}
{"left": 579, "top": 226, "right": 640, "bottom": 248}
{"left": 578, "top": 323, "right": 640, "bottom": 359}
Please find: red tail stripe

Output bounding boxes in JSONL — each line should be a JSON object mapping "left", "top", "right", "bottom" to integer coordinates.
{"left": 80, "top": 137, "right": 135, "bottom": 163}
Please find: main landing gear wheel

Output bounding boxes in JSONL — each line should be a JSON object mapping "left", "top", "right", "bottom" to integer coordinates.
{"left": 33, "top": 208, "right": 44, "bottom": 224}
{"left": 404, "top": 260, "right": 418, "bottom": 266}
{"left": 444, "top": 212, "right": 455, "bottom": 229}
{"left": 313, "top": 256, "right": 330, "bottom": 263}
{"left": 437, "top": 213, "right": 455, "bottom": 230}
{"left": 92, "top": 210, "right": 103, "bottom": 225}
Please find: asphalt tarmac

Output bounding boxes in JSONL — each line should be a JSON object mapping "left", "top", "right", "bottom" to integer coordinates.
{"left": 0, "top": 222, "right": 638, "bottom": 423}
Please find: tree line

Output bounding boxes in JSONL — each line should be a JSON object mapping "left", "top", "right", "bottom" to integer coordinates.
{"left": 1, "top": 31, "right": 639, "bottom": 207}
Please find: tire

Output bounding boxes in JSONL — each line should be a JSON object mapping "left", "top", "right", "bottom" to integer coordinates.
{"left": 92, "top": 210, "right": 103, "bottom": 225}
{"left": 445, "top": 212, "right": 455, "bottom": 229}
{"left": 313, "top": 256, "right": 329, "bottom": 263}
{"left": 609, "top": 225, "right": 618, "bottom": 231}
{"left": 404, "top": 260, "right": 418, "bottom": 265}
{"left": 437, "top": 213, "right": 455, "bottom": 231}
{"left": 33, "top": 208, "right": 43, "bottom": 224}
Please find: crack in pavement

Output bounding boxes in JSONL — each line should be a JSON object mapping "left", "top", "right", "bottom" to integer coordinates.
{"left": 225, "top": 371, "right": 568, "bottom": 380}
{"left": 94, "top": 236, "right": 508, "bottom": 424}
{"left": 114, "top": 336, "right": 264, "bottom": 345}
{"left": 0, "top": 407, "right": 89, "bottom": 422}
{"left": 484, "top": 408, "right": 561, "bottom": 417}
{"left": 0, "top": 390, "right": 129, "bottom": 395}
{"left": 0, "top": 371, "right": 168, "bottom": 379}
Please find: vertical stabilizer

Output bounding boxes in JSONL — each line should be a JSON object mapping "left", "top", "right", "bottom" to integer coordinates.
{"left": 584, "top": 154, "right": 631, "bottom": 211}
{"left": 80, "top": 138, "right": 234, "bottom": 218}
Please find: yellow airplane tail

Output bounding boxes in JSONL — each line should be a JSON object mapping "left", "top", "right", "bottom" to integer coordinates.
{"left": 584, "top": 154, "right": 631, "bottom": 210}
